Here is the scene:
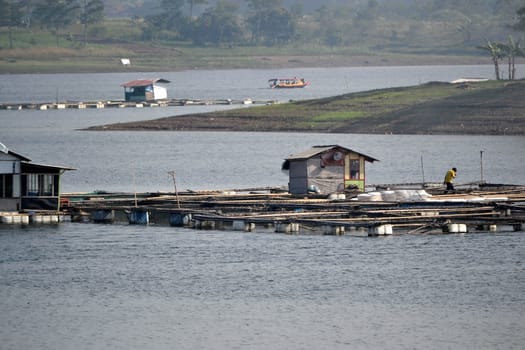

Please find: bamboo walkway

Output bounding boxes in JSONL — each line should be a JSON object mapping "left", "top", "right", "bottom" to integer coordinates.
{"left": 62, "top": 186, "right": 525, "bottom": 236}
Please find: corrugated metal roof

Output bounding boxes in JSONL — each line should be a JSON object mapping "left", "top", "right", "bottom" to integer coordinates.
{"left": 286, "top": 145, "right": 336, "bottom": 160}
{"left": 285, "top": 144, "right": 378, "bottom": 162}
{"left": 121, "top": 78, "right": 170, "bottom": 88}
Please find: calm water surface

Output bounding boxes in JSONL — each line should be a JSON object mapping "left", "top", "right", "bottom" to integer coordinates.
{"left": 1, "top": 125, "right": 523, "bottom": 193}
{"left": 1, "top": 224, "right": 524, "bottom": 350}
{"left": 1, "top": 66, "right": 524, "bottom": 349}
{"left": 3, "top": 65, "right": 522, "bottom": 103}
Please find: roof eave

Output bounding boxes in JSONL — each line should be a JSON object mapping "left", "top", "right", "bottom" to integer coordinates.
{"left": 21, "top": 161, "right": 76, "bottom": 173}
{"left": 285, "top": 145, "right": 379, "bottom": 162}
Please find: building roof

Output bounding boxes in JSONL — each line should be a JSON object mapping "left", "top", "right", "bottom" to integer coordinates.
{"left": 121, "top": 78, "right": 170, "bottom": 88}
{"left": 285, "top": 144, "right": 379, "bottom": 162}
{"left": 1, "top": 142, "right": 75, "bottom": 173}
{"left": 21, "top": 162, "right": 76, "bottom": 173}
{"left": 0, "top": 142, "right": 31, "bottom": 161}
{"left": 7, "top": 150, "right": 31, "bottom": 161}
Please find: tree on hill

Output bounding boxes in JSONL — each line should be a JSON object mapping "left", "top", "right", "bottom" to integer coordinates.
{"left": 35, "top": 0, "right": 80, "bottom": 47}
{"left": 187, "top": 0, "right": 208, "bottom": 19}
{"left": 0, "top": 0, "right": 23, "bottom": 49}
{"left": 478, "top": 39, "right": 504, "bottom": 80}
{"left": 159, "top": 0, "right": 186, "bottom": 30}
{"left": 513, "top": 5, "right": 525, "bottom": 31}
{"left": 478, "top": 36, "right": 524, "bottom": 81}
{"left": 79, "top": 0, "right": 105, "bottom": 46}
{"left": 500, "top": 36, "right": 524, "bottom": 80}
{"left": 191, "top": 0, "right": 242, "bottom": 45}
{"left": 246, "top": 6, "right": 295, "bottom": 45}
{"left": 478, "top": 6, "right": 525, "bottom": 80}
{"left": 244, "top": 0, "right": 285, "bottom": 45}
{"left": 143, "top": 0, "right": 189, "bottom": 39}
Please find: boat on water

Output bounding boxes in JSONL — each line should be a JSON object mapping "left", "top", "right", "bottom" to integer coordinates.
{"left": 268, "top": 77, "right": 309, "bottom": 88}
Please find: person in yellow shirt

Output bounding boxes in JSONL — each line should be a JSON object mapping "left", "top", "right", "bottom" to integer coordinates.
{"left": 444, "top": 167, "right": 457, "bottom": 193}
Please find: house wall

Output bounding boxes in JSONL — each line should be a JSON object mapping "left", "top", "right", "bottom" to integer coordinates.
{"left": 287, "top": 147, "right": 373, "bottom": 194}
{"left": 344, "top": 153, "right": 366, "bottom": 191}
{"left": 124, "top": 86, "right": 150, "bottom": 102}
{"left": 20, "top": 173, "right": 61, "bottom": 210}
{"left": 307, "top": 157, "right": 345, "bottom": 194}
{"left": 1, "top": 149, "right": 69, "bottom": 212}
{"left": 0, "top": 199, "right": 19, "bottom": 211}
{"left": 288, "top": 160, "right": 308, "bottom": 194}
{"left": 21, "top": 197, "right": 59, "bottom": 211}
{"left": 153, "top": 85, "right": 167, "bottom": 100}
{"left": 288, "top": 157, "right": 345, "bottom": 194}
{"left": 0, "top": 153, "right": 21, "bottom": 211}
{"left": 0, "top": 161, "right": 20, "bottom": 173}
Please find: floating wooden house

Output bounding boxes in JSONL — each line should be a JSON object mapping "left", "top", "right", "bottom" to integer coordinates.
{"left": 283, "top": 145, "right": 378, "bottom": 195}
{"left": 0, "top": 143, "right": 74, "bottom": 211}
{"left": 121, "top": 78, "right": 170, "bottom": 102}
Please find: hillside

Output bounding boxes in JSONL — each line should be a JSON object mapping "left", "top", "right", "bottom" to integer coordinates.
{"left": 85, "top": 80, "right": 525, "bottom": 135}
{"left": 1, "top": 1, "right": 522, "bottom": 74}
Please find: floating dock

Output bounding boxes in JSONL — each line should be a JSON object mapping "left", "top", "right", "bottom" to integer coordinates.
{"left": 0, "top": 211, "right": 71, "bottom": 224}
{"left": 0, "top": 98, "right": 278, "bottom": 111}
{"left": 57, "top": 186, "right": 525, "bottom": 236}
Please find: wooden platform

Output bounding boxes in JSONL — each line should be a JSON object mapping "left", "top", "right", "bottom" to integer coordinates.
{"left": 0, "top": 98, "right": 278, "bottom": 111}
{"left": 61, "top": 187, "right": 525, "bottom": 236}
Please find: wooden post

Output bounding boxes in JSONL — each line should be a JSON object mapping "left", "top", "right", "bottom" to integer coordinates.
{"left": 480, "top": 150, "right": 484, "bottom": 183}
{"left": 168, "top": 171, "right": 181, "bottom": 209}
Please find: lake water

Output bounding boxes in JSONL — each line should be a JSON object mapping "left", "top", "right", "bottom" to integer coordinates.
{"left": 1, "top": 66, "right": 524, "bottom": 349}
{"left": 2, "top": 224, "right": 524, "bottom": 350}
{"left": 3, "top": 65, "right": 521, "bottom": 103}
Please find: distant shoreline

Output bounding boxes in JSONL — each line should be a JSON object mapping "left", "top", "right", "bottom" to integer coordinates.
{"left": 84, "top": 80, "right": 525, "bottom": 136}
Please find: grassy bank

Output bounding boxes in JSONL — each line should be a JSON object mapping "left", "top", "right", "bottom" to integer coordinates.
{"left": 0, "top": 41, "right": 490, "bottom": 74}
{"left": 86, "top": 80, "right": 525, "bottom": 135}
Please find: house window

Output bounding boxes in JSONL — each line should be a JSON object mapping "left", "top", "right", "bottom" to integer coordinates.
{"left": 25, "top": 174, "right": 55, "bottom": 196}
{"left": 0, "top": 174, "right": 13, "bottom": 198}
{"left": 350, "top": 160, "right": 360, "bottom": 179}
{"left": 42, "top": 175, "right": 54, "bottom": 196}
{"left": 27, "top": 174, "right": 39, "bottom": 196}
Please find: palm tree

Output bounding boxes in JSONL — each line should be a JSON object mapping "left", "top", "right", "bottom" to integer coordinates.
{"left": 500, "top": 36, "right": 524, "bottom": 80}
{"left": 477, "top": 39, "right": 504, "bottom": 80}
